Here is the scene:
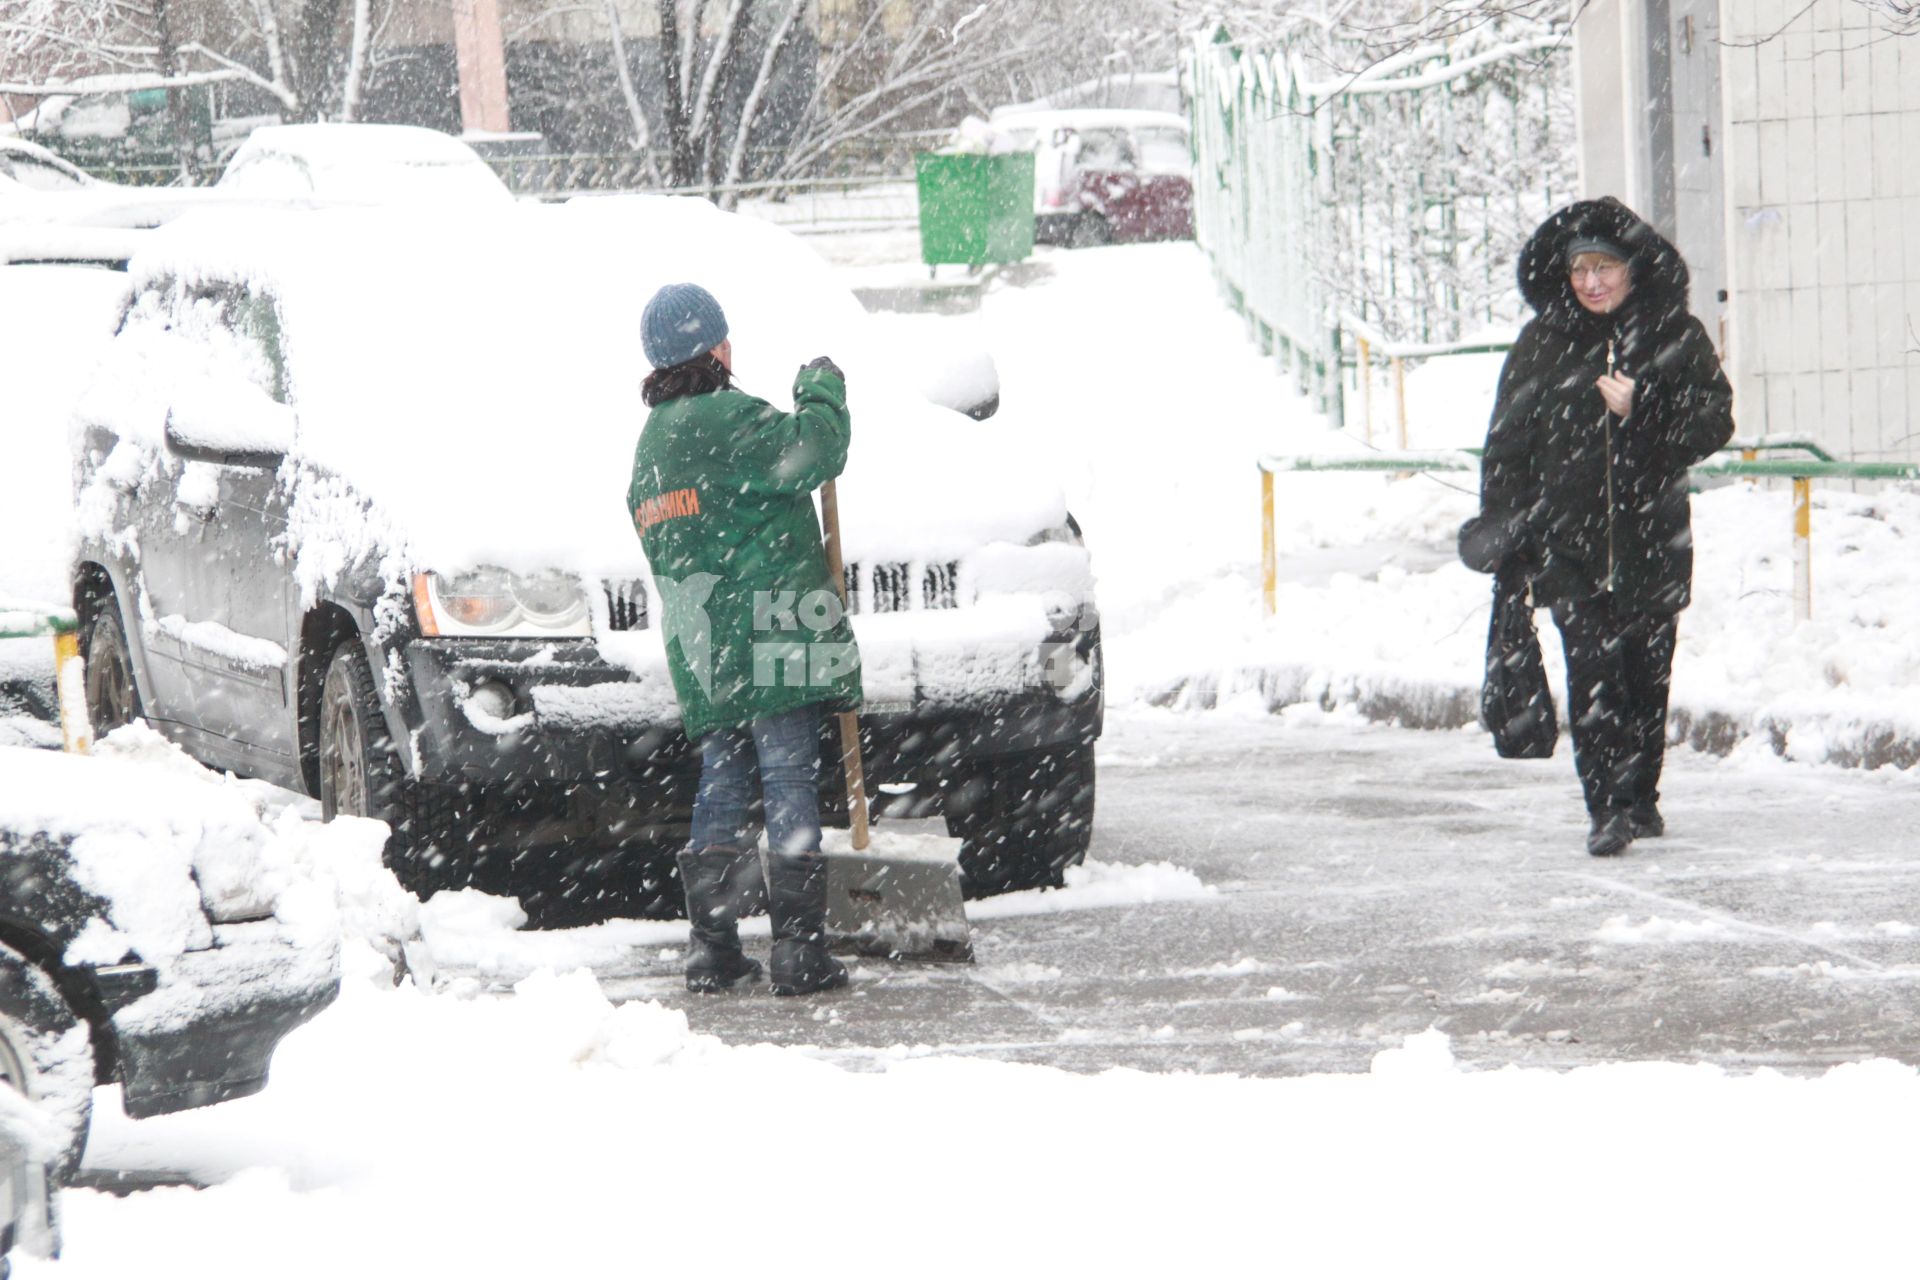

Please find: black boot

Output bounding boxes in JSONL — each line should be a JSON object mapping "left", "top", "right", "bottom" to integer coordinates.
{"left": 765, "top": 852, "right": 848, "bottom": 997}
{"left": 677, "top": 845, "right": 765, "bottom": 993}
{"left": 1587, "top": 810, "right": 1635, "bottom": 857}
{"left": 1629, "top": 800, "right": 1665, "bottom": 839}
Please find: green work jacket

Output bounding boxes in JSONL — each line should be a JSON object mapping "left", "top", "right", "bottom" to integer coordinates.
{"left": 628, "top": 366, "right": 861, "bottom": 740}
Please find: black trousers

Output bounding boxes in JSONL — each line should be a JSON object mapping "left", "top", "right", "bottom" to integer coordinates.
{"left": 1549, "top": 595, "right": 1679, "bottom": 817}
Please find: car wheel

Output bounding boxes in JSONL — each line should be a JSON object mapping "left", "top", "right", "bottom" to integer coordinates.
{"left": 0, "top": 943, "right": 96, "bottom": 1186}
{"left": 318, "top": 641, "right": 468, "bottom": 896}
{"left": 1067, "top": 214, "right": 1112, "bottom": 249}
{"left": 317, "top": 638, "right": 416, "bottom": 828}
{"left": 940, "top": 742, "right": 1096, "bottom": 899}
{"left": 82, "top": 600, "right": 142, "bottom": 737}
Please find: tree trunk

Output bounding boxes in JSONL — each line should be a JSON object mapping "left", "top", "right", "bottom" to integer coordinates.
{"left": 720, "top": 0, "right": 801, "bottom": 204}
{"left": 689, "top": 0, "right": 752, "bottom": 183}
{"left": 341, "top": 0, "right": 372, "bottom": 121}
{"left": 606, "top": 0, "right": 652, "bottom": 154}
{"left": 658, "top": 0, "right": 695, "bottom": 185}
{"left": 292, "top": 0, "right": 347, "bottom": 121}
{"left": 152, "top": 0, "right": 197, "bottom": 183}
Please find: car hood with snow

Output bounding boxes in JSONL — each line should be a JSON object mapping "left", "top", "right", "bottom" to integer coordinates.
{"left": 94, "top": 196, "right": 1076, "bottom": 582}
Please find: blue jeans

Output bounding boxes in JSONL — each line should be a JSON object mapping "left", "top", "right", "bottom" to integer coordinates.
{"left": 688, "top": 705, "right": 825, "bottom": 857}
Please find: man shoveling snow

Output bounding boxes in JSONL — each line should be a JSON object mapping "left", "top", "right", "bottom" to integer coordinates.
{"left": 629, "top": 283, "right": 858, "bottom": 996}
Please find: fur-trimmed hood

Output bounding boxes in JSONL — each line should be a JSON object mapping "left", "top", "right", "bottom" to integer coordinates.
{"left": 1517, "top": 197, "right": 1691, "bottom": 336}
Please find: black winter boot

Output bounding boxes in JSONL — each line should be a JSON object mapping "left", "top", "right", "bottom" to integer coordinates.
{"left": 1587, "top": 810, "right": 1635, "bottom": 858}
{"left": 1629, "top": 800, "right": 1665, "bottom": 839}
{"left": 765, "top": 852, "right": 848, "bottom": 997}
{"left": 677, "top": 846, "right": 765, "bottom": 993}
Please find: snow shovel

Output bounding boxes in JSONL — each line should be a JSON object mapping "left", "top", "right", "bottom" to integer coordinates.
{"left": 817, "top": 479, "right": 972, "bottom": 963}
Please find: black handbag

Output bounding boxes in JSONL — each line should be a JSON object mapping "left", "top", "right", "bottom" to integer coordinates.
{"left": 1482, "top": 563, "right": 1558, "bottom": 759}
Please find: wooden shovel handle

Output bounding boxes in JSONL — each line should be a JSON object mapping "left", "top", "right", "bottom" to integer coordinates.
{"left": 820, "top": 480, "right": 870, "bottom": 851}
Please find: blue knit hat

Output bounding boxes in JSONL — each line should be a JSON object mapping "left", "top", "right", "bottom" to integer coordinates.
{"left": 641, "top": 283, "right": 729, "bottom": 369}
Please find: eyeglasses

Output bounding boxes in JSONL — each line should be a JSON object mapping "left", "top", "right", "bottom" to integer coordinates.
{"left": 1569, "top": 261, "right": 1626, "bottom": 283}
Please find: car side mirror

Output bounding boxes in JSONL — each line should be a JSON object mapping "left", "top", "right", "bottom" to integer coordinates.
{"left": 164, "top": 375, "right": 294, "bottom": 468}
{"left": 913, "top": 345, "right": 1001, "bottom": 421}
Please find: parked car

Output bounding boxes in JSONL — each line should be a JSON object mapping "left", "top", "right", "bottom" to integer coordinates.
{"left": 0, "top": 742, "right": 341, "bottom": 1239}
{"left": 0, "top": 135, "right": 280, "bottom": 259}
{"left": 69, "top": 196, "right": 1102, "bottom": 923}
{"left": 0, "top": 136, "right": 96, "bottom": 198}
{"left": 986, "top": 109, "right": 1194, "bottom": 248}
{"left": 216, "top": 123, "right": 515, "bottom": 205}
{"left": 1, "top": 85, "right": 268, "bottom": 172}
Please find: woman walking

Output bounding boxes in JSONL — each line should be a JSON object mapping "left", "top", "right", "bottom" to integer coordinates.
{"left": 629, "top": 282, "right": 860, "bottom": 994}
{"left": 1475, "top": 198, "right": 1734, "bottom": 856}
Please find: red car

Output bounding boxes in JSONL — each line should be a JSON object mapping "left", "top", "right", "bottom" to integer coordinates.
{"left": 991, "top": 109, "right": 1194, "bottom": 248}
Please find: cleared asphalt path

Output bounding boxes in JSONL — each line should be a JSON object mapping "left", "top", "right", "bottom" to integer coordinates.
{"left": 602, "top": 706, "right": 1920, "bottom": 1076}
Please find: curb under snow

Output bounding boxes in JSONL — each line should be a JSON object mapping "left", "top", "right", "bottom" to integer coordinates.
{"left": 1143, "top": 665, "right": 1920, "bottom": 772}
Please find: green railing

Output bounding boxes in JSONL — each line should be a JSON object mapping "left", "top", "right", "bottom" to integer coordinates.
{"left": 1187, "top": 22, "right": 1572, "bottom": 429}
{"left": 1257, "top": 449, "right": 1919, "bottom": 622}
{"left": 0, "top": 604, "right": 76, "bottom": 641}
{"left": 0, "top": 602, "right": 88, "bottom": 752}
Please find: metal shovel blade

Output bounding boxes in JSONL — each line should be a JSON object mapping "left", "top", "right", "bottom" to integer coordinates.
{"left": 824, "top": 852, "right": 973, "bottom": 963}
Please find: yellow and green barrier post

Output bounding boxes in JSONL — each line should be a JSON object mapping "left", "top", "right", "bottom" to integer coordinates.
{"left": 1259, "top": 447, "right": 1918, "bottom": 623}
{"left": 0, "top": 604, "right": 91, "bottom": 753}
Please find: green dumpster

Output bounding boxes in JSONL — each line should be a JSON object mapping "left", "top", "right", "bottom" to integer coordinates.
{"left": 914, "top": 152, "right": 1035, "bottom": 268}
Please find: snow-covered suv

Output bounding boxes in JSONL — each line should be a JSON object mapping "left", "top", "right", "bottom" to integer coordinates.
{"left": 70, "top": 198, "right": 1102, "bottom": 921}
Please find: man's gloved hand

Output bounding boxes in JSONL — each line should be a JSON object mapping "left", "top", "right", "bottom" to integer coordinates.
{"left": 802, "top": 355, "right": 844, "bottom": 381}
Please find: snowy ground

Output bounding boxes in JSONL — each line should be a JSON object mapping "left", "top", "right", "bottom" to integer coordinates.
{"left": 7, "top": 223, "right": 1920, "bottom": 1275}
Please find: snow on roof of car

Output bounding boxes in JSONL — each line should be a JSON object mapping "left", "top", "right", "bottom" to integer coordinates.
{"left": 0, "top": 135, "right": 97, "bottom": 182}
{"left": 107, "top": 197, "right": 1065, "bottom": 587}
{"left": 1, "top": 262, "right": 128, "bottom": 609}
{"left": 981, "top": 108, "right": 1190, "bottom": 136}
{"left": 218, "top": 123, "right": 514, "bottom": 205}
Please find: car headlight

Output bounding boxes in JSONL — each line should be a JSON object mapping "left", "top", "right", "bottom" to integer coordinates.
{"left": 412, "top": 569, "right": 592, "bottom": 637}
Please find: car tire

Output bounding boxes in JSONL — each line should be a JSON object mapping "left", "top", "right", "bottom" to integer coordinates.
{"left": 318, "top": 643, "right": 467, "bottom": 896}
{"left": 318, "top": 639, "right": 407, "bottom": 824}
{"left": 941, "top": 742, "right": 1096, "bottom": 899}
{"left": 82, "top": 599, "right": 142, "bottom": 737}
{"left": 1067, "top": 214, "right": 1112, "bottom": 249}
{"left": 0, "top": 943, "right": 96, "bottom": 1186}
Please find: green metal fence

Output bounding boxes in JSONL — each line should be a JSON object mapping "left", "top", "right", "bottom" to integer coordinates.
{"left": 1185, "top": 22, "right": 1573, "bottom": 427}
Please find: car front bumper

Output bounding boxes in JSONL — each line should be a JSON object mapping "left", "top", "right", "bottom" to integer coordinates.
{"left": 394, "top": 629, "right": 1103, "bottom": 794}
{"left": 108, "top": 923, "right": 340, "bottom": 1120}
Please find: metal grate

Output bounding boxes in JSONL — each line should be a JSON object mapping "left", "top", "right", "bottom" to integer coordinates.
{"left": 840, "top": 562, "right": 960, "bottom": 614}
{"left": 922, "top": 562, "right": 958, "bottom": 609}
{"left": 870, "top": 562, "right": 911, "bottom": 613}
{"left": 604, "top": 580, "right": 649, "bottom": 631}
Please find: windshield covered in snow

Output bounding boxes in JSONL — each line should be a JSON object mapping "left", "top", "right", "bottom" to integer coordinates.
{"left": 1134, "top": 128, "right": 1191, "bottom": 176}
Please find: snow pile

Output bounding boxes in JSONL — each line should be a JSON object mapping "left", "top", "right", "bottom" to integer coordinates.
{"left": 0, "top": 726, "right": 411, "bottom": 972}
{"left": 1594, "top": 914, "right": 1736, "bottom": 945}
{"left": 412, "top": 889, "right": 683, "bottom": 981}
{"left": 969, "top": 858, "right": 1214, "bottom": 919}
{"left": 51, "top": 981, "right": 1920, "bottom": 1276}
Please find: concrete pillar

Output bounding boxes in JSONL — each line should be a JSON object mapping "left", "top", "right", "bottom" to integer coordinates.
{"left": 452, "top": 0, "right": 511, "bottom": 135}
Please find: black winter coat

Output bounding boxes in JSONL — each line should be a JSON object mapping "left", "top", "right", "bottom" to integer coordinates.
{"left": 1479, "top": 198, "right": 1735, "bottom": 614}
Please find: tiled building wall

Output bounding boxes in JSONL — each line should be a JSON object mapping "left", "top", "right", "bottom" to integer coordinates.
{"left": 1720, "top": 0, "right": 1920, "bottom": 461}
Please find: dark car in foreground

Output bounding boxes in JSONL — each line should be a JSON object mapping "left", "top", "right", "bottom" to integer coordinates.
{"left": 0, "top": 742, "right": 340, "bottom": 1255}
{"left": 70, "top": 197, "right": 1102, "bottom": 924}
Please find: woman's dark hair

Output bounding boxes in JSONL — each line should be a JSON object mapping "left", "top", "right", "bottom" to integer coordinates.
{"left": 642, "top": 352, "right": 732, "bottom": 407}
